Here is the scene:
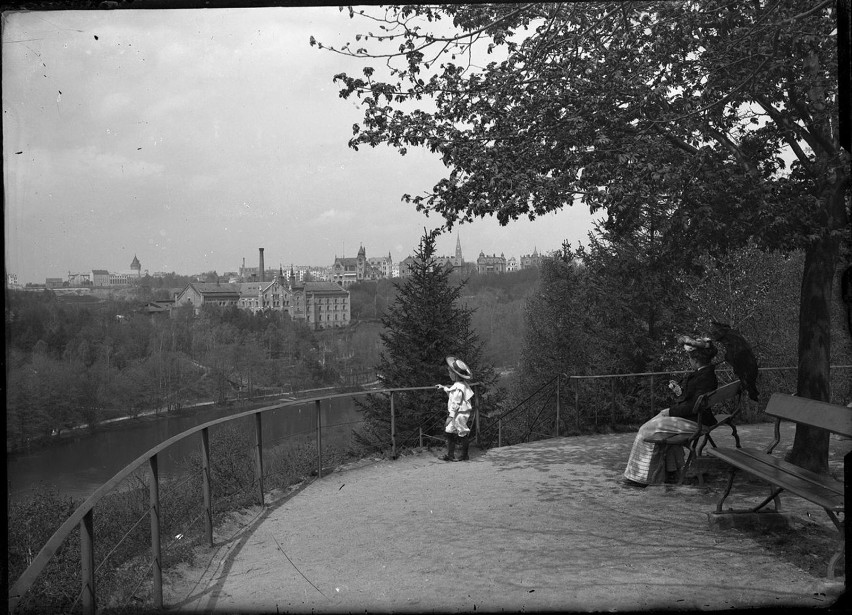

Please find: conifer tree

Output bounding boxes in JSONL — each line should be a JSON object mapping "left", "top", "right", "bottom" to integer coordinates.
{"left": 355, "top": 231, "right": 497, "bottom": 452}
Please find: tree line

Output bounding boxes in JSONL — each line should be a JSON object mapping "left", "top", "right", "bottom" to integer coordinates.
{"left": 4, "top": 292, "right": 342, "bottom": 451}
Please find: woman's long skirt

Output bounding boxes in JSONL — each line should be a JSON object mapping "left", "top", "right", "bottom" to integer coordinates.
{"left": 623, "top": 410, "right": 698, "bottom": 485}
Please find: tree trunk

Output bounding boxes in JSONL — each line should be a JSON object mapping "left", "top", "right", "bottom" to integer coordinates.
{"left": 788, "top": 177, "right": 847, "bottom": 473}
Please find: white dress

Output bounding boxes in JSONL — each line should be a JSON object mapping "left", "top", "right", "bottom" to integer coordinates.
{"left": 444, "top": 381, "right": 474, "bottom": 437}
{"left": 623, "top": 409, "right": 698, "bottom": 484}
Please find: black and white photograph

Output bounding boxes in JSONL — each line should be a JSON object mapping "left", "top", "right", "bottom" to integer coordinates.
{"left": 4, "top": 1, "right": 851, "bottom": 613}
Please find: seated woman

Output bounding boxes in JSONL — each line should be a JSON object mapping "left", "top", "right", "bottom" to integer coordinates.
{"left": 623, "top": 336, "right": 718, "bottom": 486}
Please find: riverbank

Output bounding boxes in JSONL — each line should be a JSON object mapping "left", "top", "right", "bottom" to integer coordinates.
{"left": 5, "top": 382, "right": 365, "bottom": 457}
{"left": 7, "top": 390, "right": 368, "bottom": 501}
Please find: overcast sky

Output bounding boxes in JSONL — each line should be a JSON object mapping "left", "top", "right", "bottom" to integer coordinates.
{"left": 3, "top": 6, "right": 600, "bottom": 284}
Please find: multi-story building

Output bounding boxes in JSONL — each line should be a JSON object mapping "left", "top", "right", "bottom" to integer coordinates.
{"left": 477, "top": 252, "right": 507, "bottom": 274}
{"left": 290, "top": 279, "right": 351, "bottom": 330}
{"left": 45, "top": 277, "right": 64, "bottom": 288}
{"left": 91, "top": 270, "right": 110, "bottom": 286}
{"left": 520, "top": 248, "right": 543, "bottom": 270}
{"left": 68, "top": 272, "right": 91, "bottom": 286}
{"left": 331, "top": 246, "right": 382, "bottom": 288}
{"left": 174, "top": 282, "right": 241, "bottom": 313}
{"left": 235, "top": 280, "right": 267, "bottom": 312}
{"left": 367, "top": 252, "right": 394, "bottom": 278}
{"left": 175, "top": 264, "right": 350, "bottom": 330}
{"left": 506, "top": 256, "right": 519, "bottom": 272}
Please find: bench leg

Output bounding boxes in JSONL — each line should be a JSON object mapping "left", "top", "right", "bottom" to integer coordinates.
{"left": 679, "top": 446, "right": 696, "bottom": 485}
{"left": 716, "top": 467, "right": 738, "bottom": 513}
{"left": 696, "top": 434, "right": 710, "bottom": 457}
{"left": 729, "top": 423, "right": 741, "bottom": 449}
{"left": 750, "top": 487, "right": 784, "bottom": 513}
{"left": 825, "top": 510, "right": 844, "bottom": 581}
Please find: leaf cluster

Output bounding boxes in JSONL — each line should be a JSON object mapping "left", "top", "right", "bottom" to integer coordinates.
{"left": 318, "top": 2, "right": 848, "bottom": 248}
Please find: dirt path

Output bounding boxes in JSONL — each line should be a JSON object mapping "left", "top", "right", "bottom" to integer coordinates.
{"left": 164, "top": 422, "right": 847, "bottom": 612}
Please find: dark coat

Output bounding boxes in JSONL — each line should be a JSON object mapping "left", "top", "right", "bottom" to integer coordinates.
{"left": 668, "top": 365, "right": 718, "bottom": 425}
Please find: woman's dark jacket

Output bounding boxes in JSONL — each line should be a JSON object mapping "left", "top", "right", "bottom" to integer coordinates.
{"left": 668, "top": 365, "right": 718, "bottom": 425}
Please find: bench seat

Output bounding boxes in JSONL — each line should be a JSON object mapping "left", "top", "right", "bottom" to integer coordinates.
{"left": 707, "top": 446, "right": 844, "bottom": 512}
{"left": 707, "top": 393, "right": 850, "bottom": 579}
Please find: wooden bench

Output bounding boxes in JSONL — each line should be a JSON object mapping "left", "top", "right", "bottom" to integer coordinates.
{"left": 707, "top": 393, "right": 851, "bottom": 579}
{"left": 644, "top": 380, "right": 744, "bottom": 485}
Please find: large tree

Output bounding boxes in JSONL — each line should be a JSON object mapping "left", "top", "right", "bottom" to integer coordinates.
{"left": 316, "top": 2, "right": 850, "bottom": 472}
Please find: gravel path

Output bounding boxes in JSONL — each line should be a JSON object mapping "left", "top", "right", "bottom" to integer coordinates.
{"left": 164, "top": 422, "right": 847, "bottom": 612}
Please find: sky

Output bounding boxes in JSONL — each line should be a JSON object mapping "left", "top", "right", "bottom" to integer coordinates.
{"left": 2, "top": 6, "right": 600, "bottom": 284}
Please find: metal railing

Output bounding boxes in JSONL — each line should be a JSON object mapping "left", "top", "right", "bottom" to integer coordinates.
{"left": 478, "top": 365, "right": 852, "bottom": 450}
{"left": 9, "top": 365, "right": 850, "bottom": 613}
{"left": 7, "top": 385, "right": 438, "bottom": 615}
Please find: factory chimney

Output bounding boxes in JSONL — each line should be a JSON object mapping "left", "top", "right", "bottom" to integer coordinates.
{"left": 259, "top": 248, "right": 265, "bottom": 282}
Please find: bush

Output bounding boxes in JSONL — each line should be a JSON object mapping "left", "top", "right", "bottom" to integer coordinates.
{"left": 8, "top": 423, "right": 360, "bottom": 613}
{"left": 8, "top": 487, "right": 81, "bottom": 614}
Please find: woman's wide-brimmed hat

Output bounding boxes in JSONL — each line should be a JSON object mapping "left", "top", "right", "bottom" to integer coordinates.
{"left": 446, "top": 356, "right": 473, "bottom": 380}
{"left": 677, "top": 335, "right": 717, "bottom": 361}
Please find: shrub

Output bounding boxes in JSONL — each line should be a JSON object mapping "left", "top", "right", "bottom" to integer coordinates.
{"left": 7, "top": 487, "right": 81, "bottom": 614}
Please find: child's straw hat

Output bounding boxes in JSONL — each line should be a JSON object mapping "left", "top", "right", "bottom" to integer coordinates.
{"left": 446, "top": 356, "right": 473, "bottom": 380}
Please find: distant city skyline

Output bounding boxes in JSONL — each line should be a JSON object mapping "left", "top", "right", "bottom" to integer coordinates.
{"left": 3, "top": 7, "right": 600, "bottom": 285}
{"left": 8, "top": 235, "right": 549, "bottom": 285}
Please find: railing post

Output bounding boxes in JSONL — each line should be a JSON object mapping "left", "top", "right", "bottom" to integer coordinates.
{"left": 254, "top": 412, "right": 265, "bottom": 506}
{"left": 315, "top": 400, "right": 323, "bottom": 479}
{"left": 81, "top": 510, "right": 95, "bottom": 615}
{"left": 419, "top": 427, "right": 423, "bottom": 448}
{"left": 574, "top": 379, "right": 580, "bottom": 432}
{"left": 650, "top": 375, "right": 655, "bottom": 415}
{"left": 594, "top": 382, "right": 598, "bottom": 429}
{"left": 475, "top": 391, "right": 480, "bottom": 446}
{"left": 200, "top": 427, "right": 213, "bottom": 547}
{"left": 611, "top": 377, "right": 616, "bottom": 425}
{"left": 149, "top": 454, "right": 163, "bottom": 610}
{"left": 555, "top": 376, "right": 561, "bottom": 437}
{"left": 498, "top": 419, "right": 502, "bottom": 448}
{"left": 390, "top": 391, "right": 396, "bottom": 459}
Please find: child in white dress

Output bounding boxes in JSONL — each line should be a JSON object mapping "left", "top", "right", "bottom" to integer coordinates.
{"left": 436, "top": 356, "right": 474, "bottom": 461}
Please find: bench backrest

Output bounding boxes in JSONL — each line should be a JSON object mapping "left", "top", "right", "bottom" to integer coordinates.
{"left": 699, "top": 380, "right": 742, "bottom": 410}
{"left": 766, "top": 393, "right": 852, "bottom": 437}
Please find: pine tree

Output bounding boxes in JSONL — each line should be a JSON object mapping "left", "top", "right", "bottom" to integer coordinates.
{"left": 355, "top": 231, "right": 496, "bottom": 453}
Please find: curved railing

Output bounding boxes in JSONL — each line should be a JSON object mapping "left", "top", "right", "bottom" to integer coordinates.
{"left": 10, "top": 364, "right": 850, "bottom": 613}
{"left": 7, "top": 385, "right": 454, "bottom": 615}
{"left": 478, "top": 364, "right": 852, "bottom": 449}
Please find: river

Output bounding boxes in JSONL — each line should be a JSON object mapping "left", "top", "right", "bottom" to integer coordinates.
{"left": 6, "top": 395, "right": 366, "bottom": 501}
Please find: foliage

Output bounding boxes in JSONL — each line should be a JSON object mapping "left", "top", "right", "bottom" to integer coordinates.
{"left": 317, "top": 2, "right": 850, "bottom": 471}
{"left": 518, "top": 247, "right": 594, "bottom": 386}
{"left": 512, "top": 241, "right": 852, "bottom": 440}
{"left": 6, "top": 418, "right": 356, "bottom": 613}
{"left": 354, "top": 232, "right": 499, "bottom": 452}
{"left": 321, "top": 2, "right": 844, "bottom": 249}
{"left": 7, "top": 487, "right": 81, "bottom": 614}
{"left": 348, "top": 278, "right": 398, "bottom": 321}
{"left": 4, "top": 290, "right": 342, "bottom": 451}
